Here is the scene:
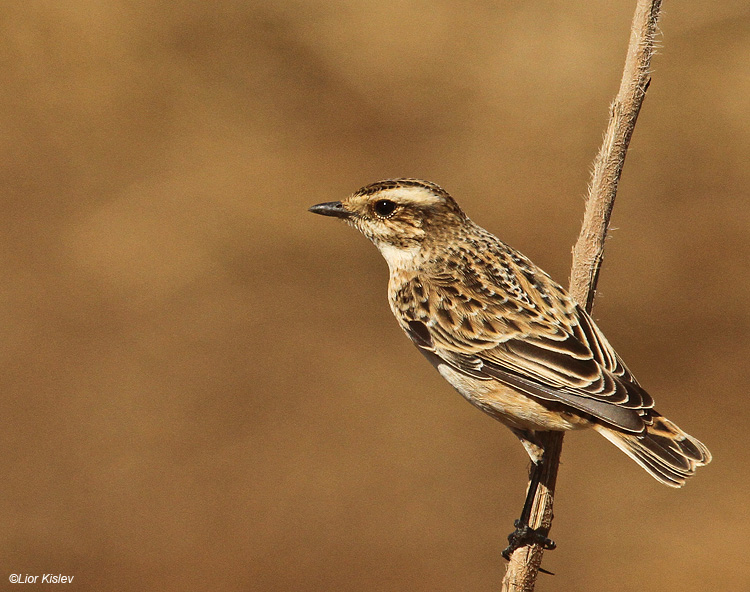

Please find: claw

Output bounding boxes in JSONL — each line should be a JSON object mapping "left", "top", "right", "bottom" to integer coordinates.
{"left": 501, "top": 521, "right": 556, "bottom": 561}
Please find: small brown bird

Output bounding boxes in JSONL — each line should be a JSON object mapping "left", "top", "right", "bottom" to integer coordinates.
{"left": 310, "top": 178, "right": 711, "bottom": 554}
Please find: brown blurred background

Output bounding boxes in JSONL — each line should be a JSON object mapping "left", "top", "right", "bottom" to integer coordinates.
{"left": 2, "top": 1, "right": 748, "bottom": 590}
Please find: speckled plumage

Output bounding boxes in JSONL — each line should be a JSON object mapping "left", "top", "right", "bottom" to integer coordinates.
{"left": 310, "top": 178, "right": 711, "bottom": 487}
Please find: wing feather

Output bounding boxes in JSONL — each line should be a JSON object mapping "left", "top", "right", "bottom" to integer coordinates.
{"left": 397, "top": 238, "right": 654, "bottom": 431}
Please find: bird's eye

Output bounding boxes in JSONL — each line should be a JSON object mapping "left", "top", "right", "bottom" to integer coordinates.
{"left": 374, "top": 199, "right": 397, "bottom": 217}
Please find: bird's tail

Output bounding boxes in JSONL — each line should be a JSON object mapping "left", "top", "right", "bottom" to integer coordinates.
{"left": 594, "top": 412, "right": 712, "bottom": 488}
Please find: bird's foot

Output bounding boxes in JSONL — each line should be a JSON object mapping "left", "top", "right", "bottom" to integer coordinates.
{"left": 501, "top": 519, "right": 556, "bottom": 561}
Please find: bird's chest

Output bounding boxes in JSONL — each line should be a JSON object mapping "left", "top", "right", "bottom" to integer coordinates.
{"left": 388, "top": 274, "right": 430, "bottom": 327}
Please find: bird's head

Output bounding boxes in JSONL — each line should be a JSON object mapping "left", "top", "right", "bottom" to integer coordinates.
{"left": 309, "top": 179, "right": 468, "bottom": 270}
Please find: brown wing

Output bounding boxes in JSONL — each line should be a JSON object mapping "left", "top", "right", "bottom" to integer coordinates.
{"left": 398, "top": 239, "right": 653, "bottom": 433}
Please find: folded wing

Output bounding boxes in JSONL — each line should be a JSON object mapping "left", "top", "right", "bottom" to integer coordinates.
{"left": 402, "top": 244, "right": 654, "bottom": 433}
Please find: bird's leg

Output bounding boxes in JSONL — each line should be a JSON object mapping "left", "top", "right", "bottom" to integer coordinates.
{"left": 502, "top": 430, "right": 556, "bottom": 560}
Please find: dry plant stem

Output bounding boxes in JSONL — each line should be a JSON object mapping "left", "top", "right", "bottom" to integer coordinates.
{"left": 569, "top": 0, "right": 662, "bottom": 311}
{"left": 501, "top": 1, "right": 662, "bottom": 590}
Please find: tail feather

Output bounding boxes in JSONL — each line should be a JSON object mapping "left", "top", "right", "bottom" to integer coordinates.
{"left": 594, "top": 412, "right": 712, "bottom": 488}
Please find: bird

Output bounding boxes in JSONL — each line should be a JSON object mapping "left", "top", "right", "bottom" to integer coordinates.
{"left": 309, "top": 178, "right": 711, "bottom": 556}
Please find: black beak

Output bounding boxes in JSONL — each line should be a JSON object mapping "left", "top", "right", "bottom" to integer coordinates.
{"left": 308, "top": 201, "right": 352, "bottom": 219}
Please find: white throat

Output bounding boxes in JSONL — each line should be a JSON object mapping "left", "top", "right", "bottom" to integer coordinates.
{"left": 375, "top": 241, "right": 421, "bottom": 273}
